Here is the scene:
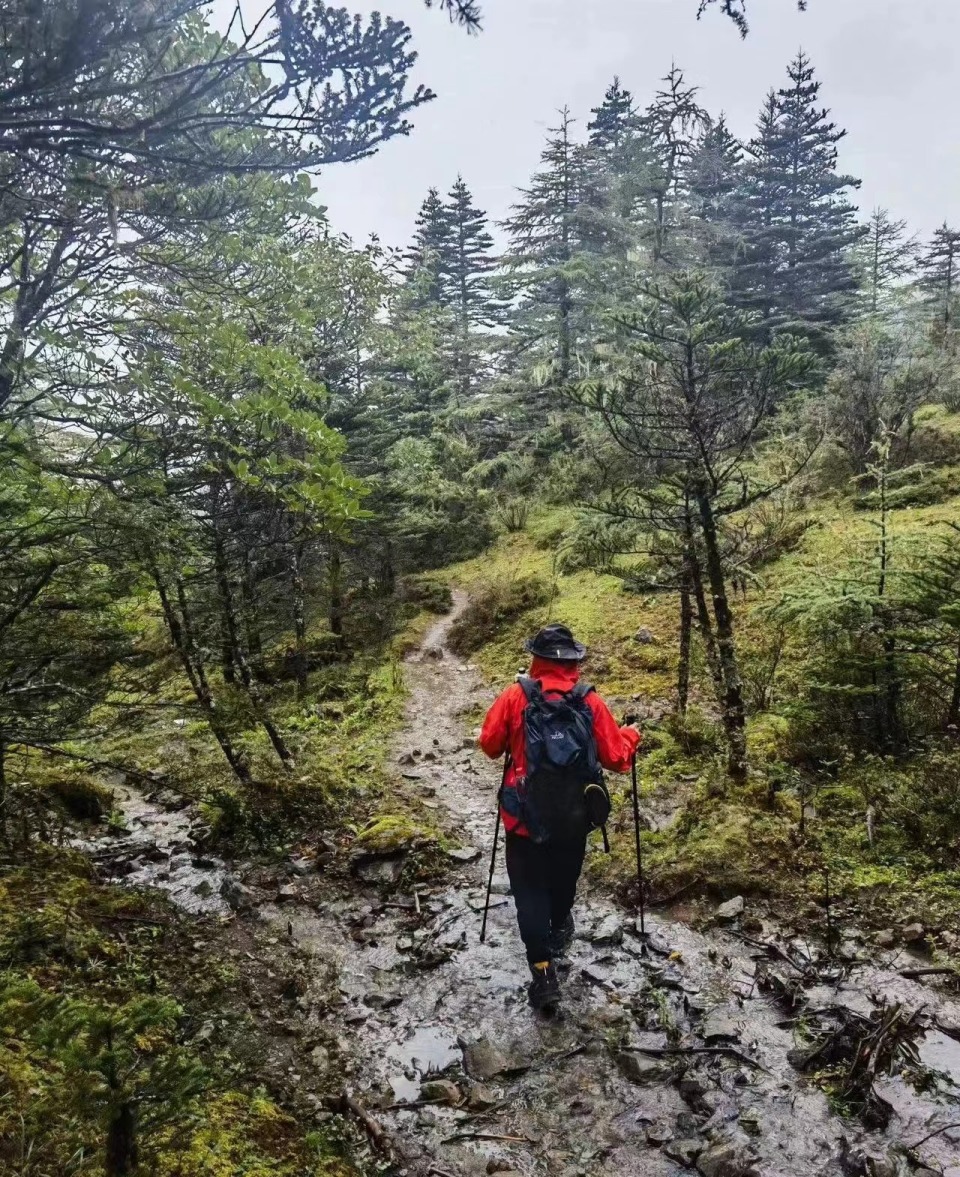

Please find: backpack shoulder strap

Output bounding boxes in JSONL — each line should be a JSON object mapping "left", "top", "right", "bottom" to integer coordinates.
{"left": 572, "top": 682, "right": 595, "bottom": 701}
{"left": 517, "top": 675, "right": 541, "bottom": 702}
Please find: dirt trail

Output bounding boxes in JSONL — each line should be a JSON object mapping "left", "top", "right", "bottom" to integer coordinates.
{"left": 93, "top": 596, "right": 960, "bottom": 1177}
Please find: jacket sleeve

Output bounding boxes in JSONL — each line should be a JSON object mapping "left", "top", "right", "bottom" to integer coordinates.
{"left": 479, "top": 684, "right": 518, "bottom": 759}
{"left": 589, "top": 694, "right": 642, "bottom": 773}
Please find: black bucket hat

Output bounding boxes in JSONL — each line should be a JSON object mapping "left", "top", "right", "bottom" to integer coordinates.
{"left": 524, "top": 623, "right": 587, "bottom": 663}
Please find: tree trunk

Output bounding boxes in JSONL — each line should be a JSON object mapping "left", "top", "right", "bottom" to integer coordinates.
{"left": 212, "top": 527, "right": 294, "bottom": 771}
{"left": 0, "top": 737, "right": 6, "bottom": 843}
{"left": 240, "top": 549, "right": 267, "bottom": 683}
{"left": 106, "top": 1103, "right": 137, "bottom": 1177}
{"left": 686, "top": 538, "right": 724, "bottom": 706}
{"left": 288, "top": 539, "right": 308, "bottom": 701}
{"left": 947, "top": 633, "right": 960, "bottom": 730}
{"left": 696, "top": 492, "right": 748, "bottom": 781}
{"left": 151, "top": 569, "right": 251, "bottom": 784}
{"left": 677, "top": 581, "right": 692, "bottom": 715}
{"left": 328, "top": 544, "right": 344, "bottom": 641}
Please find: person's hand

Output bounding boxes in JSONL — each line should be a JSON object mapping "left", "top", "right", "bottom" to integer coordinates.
{"left": 624, "top": 723, "right": 642, "bottom": 737}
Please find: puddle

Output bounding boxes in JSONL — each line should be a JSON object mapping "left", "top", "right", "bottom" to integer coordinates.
{"left": 388, "top": 1024, "right": 461, "bottom": 1076}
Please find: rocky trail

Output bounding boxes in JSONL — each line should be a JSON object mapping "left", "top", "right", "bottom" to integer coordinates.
{"left": 85, "top": 595, "right": 960, "bottom": 1177}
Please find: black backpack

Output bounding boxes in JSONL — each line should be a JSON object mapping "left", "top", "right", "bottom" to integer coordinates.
{"left": 516, "top": 676, "right": 611, "bottom": 848}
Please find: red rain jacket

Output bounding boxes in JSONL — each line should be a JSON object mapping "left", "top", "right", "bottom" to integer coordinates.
{"left": 479, "top": 656, "right": 642, "bottom": 837}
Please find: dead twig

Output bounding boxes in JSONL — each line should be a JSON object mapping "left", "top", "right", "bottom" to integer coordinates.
{"left": 335, "top": 1091, "right": 394, "bottom": 1157}
{"left": 440, "top": 1131, "right": 534, "bottom": 1145}
{"left": 623, "top": 1045, "right": 770, "bottom": 1074}
{"left": 909, "top": 1121, "right": 960, "bottom": 1150}
{"left": 900, "top": 967, "right": 958, "bottom": 980}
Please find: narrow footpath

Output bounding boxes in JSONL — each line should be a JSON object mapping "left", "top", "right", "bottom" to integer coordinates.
{"left": 91, "top": 595, "right": 960, "bottom": 1177}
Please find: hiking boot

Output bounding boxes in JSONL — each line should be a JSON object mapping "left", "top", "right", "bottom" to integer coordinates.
{"left": 528, "top": 960, "right": 561, "bottom": 1011}
{"left": 549, "top": 913, "right": 575, "bottom": 959}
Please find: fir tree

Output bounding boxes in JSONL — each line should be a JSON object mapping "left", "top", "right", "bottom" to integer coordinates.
{"left": 636, "top": 66, "right": 710, "bottom": 267}
{"left": 501, "top": 108, "right": 587, "bottom": 383}
{"left": 688, "top": 114, "right": 746, "bottom": 272}
{"left": 405, "top": 187, "right": 453, "bottom": 306}
{"left": 587, "top": 77, "right": 636, "bottom": 150}
{"left": 442, "top": 177, "right": 499, "bottom": 332}
{"left": 852, "top": 208, "right": 917, "bottom": 318}
{"left": 732, "top": 53, "right": 864, "bottom": 349}
{"left": 919, "top": 223, "right": 960, "bottom": 339}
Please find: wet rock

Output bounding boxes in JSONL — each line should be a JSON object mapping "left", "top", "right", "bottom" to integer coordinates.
{"left": 309, "top": 1045, "right": 330, "bottom": 1071}
{"left": 634, "top": 627, "right": 656, "bottom": 644}
{"left": 192, "top": 879, "right": 213, "bottom": 898}
{"left": 646, "top": 1122, "right": 674, "bottom": 1146}
{"left": 697, "top": 1142, "right": 757, "bottom": 1177}
{"left": 679, "top": 1075, "right": 710, "bottom": 1105}
{"left": 220, "top": 875, "right": 256, "bottom": 912}
{"left": 616, "top": 1051, "right": 673, "bottom": 1085}
{"left": 419, "top": 1079, "right": 461, "bottom": 1105}
{"left": 676, "top": 1111, "right": 702, "bottom": 1134}
{"left": 902, "top": 921, "right": 926, "bottom": 943}
{"left": 592, "top": 914, "right": 625, "bottom": 944}
{"left": 277, "top": 884, "right": 300, "bottom": 901}
{"left": 716, "top": 896, "right": 745, "bottom": 922}
{"left": 446, "top": 846, "right": 482, "bottom": 863}
{"left": 397, "top": 751, "right": 417, "bottom": 766}
{"left": 664, "top": 1138, "right": 704, "bottom": 1167}
{"left": 702, "top": 1007, "right": 742, "bottom": 1043}
{"left": 466, "top": 1083, "right": 499, "bottom": 1110}
{"left": 875, "top": 928, "right": 896, "bottom": 948}
{"left": 351, "top": 854, "right": 406, "bottom": 886}
{"left": 460, "top": 1036, "right": 509, "bottom": 1081}
{"left": 288, "top": 856, "right": 314, "bottom": 876}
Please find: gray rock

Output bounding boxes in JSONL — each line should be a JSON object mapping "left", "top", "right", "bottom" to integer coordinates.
{"left": 702, "top": 1007, "right": 741, "bottom": 1043}
{"left": 716, "top": 896, "right": 745, "bottom": 922}
{"left": 192, "top": 879, "right": 213, "bottom": 898}
{"left": 446, "top": 846, "right": 482, "bottom": 863}
{"left": 461, "top": 1036, "right": 509, "bottom": 1081}
{"left": 351, "top": 855, "right": 405, "bottom": 886}
{"left": 664, "top": 1138, "right": 704, "bottom": 1167}
{"left": 466, "top": 1083, "right": 499, "bottom": 1110}
{"left": 679, "top": 1076, "right": 710, "bottom": 1105}
{"left": 592, "top": 914, "right": 625, "bottom": 944}
{"left": 288, "top": 856, "right": 314, "bottom": 876}
{"left": 220, "top": 874, "right": 256, "bottom": 912}
{"left": 309, "top": 1045, "right": 330, "bottom": 1071}
{"left": 646, "top": 1122, "right": 674, "bottom": 1146}
{"left": 616, "top": 1051, "right": 673, "bottom": 1085}
{"left": 697, "top": 1142, "right": 756, "bottom": 1177}
{"left": 277, "top": 883, "right": 300, "bottom": 901}
{"left": 902, "top": 921, "right": 926, "bottom": 943}
{"left": 634, "top": 628, "right": 656, "bottom": 645}
{"left": 864, "top": 1158, "right": 897, "bottom": 1177}
{"left": 419, "top": 1079, "right": 461, "bottom": 1105}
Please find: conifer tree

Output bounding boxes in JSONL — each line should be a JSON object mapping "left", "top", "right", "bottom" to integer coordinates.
{"left": 852, "top": 208, "right": 917, "bottom": 318}
{"left": 587, "top": 77, "right": 637, "bottom": 150}
{"left": 442, "top": 177, "right": 499, "bottom": 332}
{"left": 637, "top": 66, "right": 710, "bottom": 267}
{"left": 688, "top": 115, "right": 746, "bottom": 271}
{"left": 405, "top": 187, "right": 453, "bottom": 305}
{"left": 919, "top": 223, "right": 960, "bottom": 339}
{"left": 731, "top": 53, "right": 864, "bottom": 349}
{"left": 501, "top": 108, "right": 587, "bottom": 384}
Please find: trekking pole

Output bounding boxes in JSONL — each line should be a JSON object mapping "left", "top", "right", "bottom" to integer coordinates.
{"left": 625, "top": 714, "right": 646, "bottom": 939}
{"left": 480, "top": 753, "right": 510, "bottom": 944}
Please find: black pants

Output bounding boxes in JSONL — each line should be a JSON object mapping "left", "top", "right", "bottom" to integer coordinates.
{"left": 504, "top": 831, "right": 587, "bottom": 965}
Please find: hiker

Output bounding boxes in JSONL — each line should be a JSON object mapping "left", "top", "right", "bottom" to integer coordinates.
{"left": 479, "top": 624, "right": 642, "bottom": 1011}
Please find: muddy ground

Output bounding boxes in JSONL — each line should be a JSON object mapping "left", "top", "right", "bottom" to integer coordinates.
{"left": 85, "top": 596, "right": 960, "bottom": 1177}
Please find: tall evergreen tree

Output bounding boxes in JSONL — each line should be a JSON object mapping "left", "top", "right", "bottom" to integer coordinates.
{"left": 919, "top": 223, "right": 960, "bottom": 340}
{"left": 405, "top": 187, "right": 454, "bottom": 305}
{"left": 688, "top": 114, "right": 746, "bottom": 271}
{"left": 731, "top": 53, "right": 864, "bottom": 349}
{"left": 501, "top": 108, "right": 587, "bottom": 384}
{"left": 637, "top": 66, "right": 710, "bottom": 267}
{"left": 852, "top": 208, "right": 917, "bottom": 318}
{"left": 442, "top": 177, "right": 499, "bottom": 332}
{"left": 587, "top": 77, "right": 637, "bottom": 150}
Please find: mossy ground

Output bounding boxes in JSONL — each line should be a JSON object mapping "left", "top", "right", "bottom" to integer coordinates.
{"left": 442, "top": 407, "right": 960, "bottom": 939}
{"left": 0, "top": 847, "right": 358, "bottom": 1176}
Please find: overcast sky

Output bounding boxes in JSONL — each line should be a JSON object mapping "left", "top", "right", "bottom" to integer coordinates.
{"left": 231, "top": 0, "right": 960, "bottom": 249}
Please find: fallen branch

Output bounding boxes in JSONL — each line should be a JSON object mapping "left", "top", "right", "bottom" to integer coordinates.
{"left": 900, "top": 967, "right": 958, "bottom": 980}
{"left": 11, "top": 740, "right": 159, "bottom": 787}
{"left": 440, "top": 1131, "right": 534, "bottom": 1145}
{"left": 623, "top": 1044, "right": 771, "bottom": 1074}
{"left": 335, "top": 1091, "right": 394, "bottom": 1157}
{"left": 99, "top": 913, "right": 172, "bottom": 927}
{"left": 909, "top": 1121, "right": 960, "bottom": 1150}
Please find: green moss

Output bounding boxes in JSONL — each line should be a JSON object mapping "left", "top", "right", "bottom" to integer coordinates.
{"left": 354, "top": 813, "right": 436, "bottom": 854}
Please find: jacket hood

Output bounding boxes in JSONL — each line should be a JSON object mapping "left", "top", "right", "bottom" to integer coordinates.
{"left": 528, "top": 656, "right": 581, "bottom": 690}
